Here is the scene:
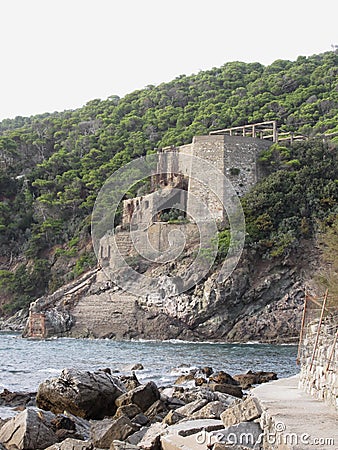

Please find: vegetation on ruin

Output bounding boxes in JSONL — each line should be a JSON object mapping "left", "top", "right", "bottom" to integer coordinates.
{"left": 0, "top": 51, "right": 337, "bottom": 313}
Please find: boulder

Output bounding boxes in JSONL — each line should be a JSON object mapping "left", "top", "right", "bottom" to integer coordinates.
{"left": 0, "top": 407, "right": 90, "bottom": 450}
{"left": 115, "top": 382, "right": 160, "bottom": 412}
{"left": 90, "top": 416, "right": 137, "bottom": 448}
{"left": 37, "top": 368, "right": 125, "bottom": 419}
{"left": 209, "top": 383, "right": 243, "bottom": 398}
{"left": 195, "top": 377, "right": 208, "bottom": 386}
{"left": 174, "top": 374, "right": 195, "bottom": 385}
{"left": 220, "top": 397, "right": 262, "bottom": 427}
{"left": 233, "top": 371, "right": 277, "bottom": 389}
{"left": 171, "top": 387, "right": 217, "bottom": 404}
{"left": 201, "top": 367, "right": 214, "bottom": 377}
{"left": 0, "top": 389, "right": 36, "bottom": 409}
{"left": 175, "top": 399, "right": 208, "bottom": 417}
{"left": 137, "top": 422, "right": 167, "bottom": 450}
{"left": 209, "top": 371, "right": 239, "bottom": 386}
{"left": 0, "top": 407, "right": 58, "bottom": 450}
{"left": 144, "top": 400, "right": 169, "bottom": 422}
{"left": 190, "top": 401, "right": 228, "bottom": 419}
{"left": 45, "top": 438, "right": 94, "bottom": 450}
{"left": 162, "top": 410, "right": 185, "bottom": 425}
{"left": 51, "top": 412, "right": 90, "bottom": 442}
{"left": 114, "top": 404, "right": 142, "bottom": 419}
{"left": 132, "top": 413, "right": 149, "bottom": 426}
{"left": 126, "top": 427, "right": 148, "bottom": 445}
{"left": 119, "top": 373, "right": 141, "bottom": 391}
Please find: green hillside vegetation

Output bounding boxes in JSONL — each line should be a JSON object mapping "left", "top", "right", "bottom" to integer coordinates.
{"left": 0, "top": 51, "right": 337, "bottom": 313}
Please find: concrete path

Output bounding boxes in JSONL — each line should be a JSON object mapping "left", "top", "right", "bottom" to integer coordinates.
{"left": 252, "top": 375, "right": 338, "bottom": 450}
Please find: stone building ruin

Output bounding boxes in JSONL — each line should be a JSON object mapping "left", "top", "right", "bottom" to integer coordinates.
{"left": 99, "top": 129, "right": 272, "bottom": 271}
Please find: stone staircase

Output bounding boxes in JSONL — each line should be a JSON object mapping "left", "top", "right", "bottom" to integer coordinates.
{"left": 70, "top": 290, "right": 138, "bottom": 339}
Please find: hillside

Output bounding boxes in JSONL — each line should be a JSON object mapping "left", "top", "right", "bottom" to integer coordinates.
{"left": 0, "top": 51, "right": 337, "bottom": 319}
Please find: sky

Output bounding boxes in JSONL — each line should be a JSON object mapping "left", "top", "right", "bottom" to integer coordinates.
{"left": 0, "top": 0, "right": 337, "bottom": 121}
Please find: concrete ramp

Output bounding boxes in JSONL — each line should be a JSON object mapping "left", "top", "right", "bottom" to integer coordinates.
{"left": 253, "top": 375, "right": 338, "bottom": 450}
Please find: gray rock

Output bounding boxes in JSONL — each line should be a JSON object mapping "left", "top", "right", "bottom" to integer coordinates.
{"left": 175, "top": 399, "right": 208, "bottom": 417}
{"left": 172, "top": 386, "right": 233, "bottom": 405}
{"left": 190, "top": 401, "right": 228, "bottom": 419}
{"left": 137, "top": 422, "right": 167, "bottom": 450}
{"left": 209, "top": 383, "right": 243, "bottom": 398}
{"left": 131, "top": 413, "right": 148, "bottom": 426}
{"left": 115, "top": 382, "right": 160, "bottom": 412}
{"left": 209, "top": 372, "right": 239, "bottom": 386}
{"left": 162, "top": 410, "right": 185, "bottom": 425}
{"left": 119, "top": 373, "right": 140, "bottom": 391}
{"left": 233, "top": 371, "right": 277, "bottom": 389}
{"left": 0, "top": 407, "right": 58, "bottom": 450}
{"left": 37, "top": 368, "right": 125, "bottom": 419}
{"left": 126, "top": 427, "right": 148, "bottom": 445}
{"left": 114, "top": 404, "right": 142, "bottom": 419}
{"left": 0, "top": 308, "right": 28, "bottom": 332}
{"left": 220, "top": 397, "right": 262, "bottom": 427}
{"left": 144, "top": 400, "right": 169, "bottom": 422}
{"left": 0, "top": 389, "right": 36, "bottom": 409}
{"left": 174, "top": 374, "right": 195, "bottom": 385}
{"left": 90, "top": 416, "right": 138, "bottom": 448}
{"left": 45, "top": 438, "right": 94, "bottom": 450}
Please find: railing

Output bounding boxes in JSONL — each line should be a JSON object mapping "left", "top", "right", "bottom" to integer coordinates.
{"left": 209, "top": 120, "right": 308, "bottom": 144}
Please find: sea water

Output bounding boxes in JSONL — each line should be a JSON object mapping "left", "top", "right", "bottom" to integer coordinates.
{"left": 0, "top": 332, "right": 299, "bottom": 393}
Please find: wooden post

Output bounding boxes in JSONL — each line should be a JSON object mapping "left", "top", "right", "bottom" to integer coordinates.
{"left": 273, "top": 121, "right": 278, "bottom": 142}
{"left": 252, "top": 125, "right": 256, "bottom": 138}
{"left": 310, "top": 289, "right": 328, "bottom": 371}
{"left": 296, "top": 292, "right": 308, "bottom": 365}
{"left": 325, "top": 330, "right": 338, "bottom": 373}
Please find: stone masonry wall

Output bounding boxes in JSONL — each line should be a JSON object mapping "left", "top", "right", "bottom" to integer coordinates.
{"left": 187, "top": 135, "right": 270, "bottom": 221}
{"left": 299, "top": 316, "right": 338, "bottom": 410}
{"left": 99, "top": 223, "right": 199, "bottom": 270}
{"left": 222, "top": 135, "right": 270, "bottom": 196}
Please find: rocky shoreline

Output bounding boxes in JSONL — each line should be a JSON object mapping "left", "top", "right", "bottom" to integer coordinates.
{"left": 0, "top": 365, "right": 277, "bottom": 450}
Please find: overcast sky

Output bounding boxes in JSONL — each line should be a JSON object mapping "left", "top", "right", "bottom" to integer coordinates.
{"left": 0, "top": 0, "right": 337, "bottom": 120}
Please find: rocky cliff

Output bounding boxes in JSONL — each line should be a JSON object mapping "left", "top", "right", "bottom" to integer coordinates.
{"left": 22, "top": 240, "right": 317, "bottom": 343}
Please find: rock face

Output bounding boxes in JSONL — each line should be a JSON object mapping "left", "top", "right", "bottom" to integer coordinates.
{"left": 23, "top": 241, "right": 317, "bottom": 342}
{"left": 0, "top": 309, "right": 28, "bottom": 332}
{"left": 36, "top": 369, "right": 125, "bottom": 419}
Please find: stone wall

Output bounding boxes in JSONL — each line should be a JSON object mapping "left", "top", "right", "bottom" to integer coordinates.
{"left": 299, "top": 315, "right": 338, "bottom": 410}
{"left": 223, "top": 136, "right": 269, "bottom": 196}
{"left": 120, "top": 134, "right": 271, "bottom": 226}
{"left": 99, "top": 223, "right": 199, "bottom": 270}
